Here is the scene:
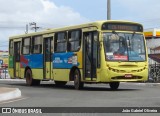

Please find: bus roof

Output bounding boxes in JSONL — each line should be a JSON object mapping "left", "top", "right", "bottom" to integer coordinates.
{"left": 9, "top": 20, "right": 143, "bottom": 40}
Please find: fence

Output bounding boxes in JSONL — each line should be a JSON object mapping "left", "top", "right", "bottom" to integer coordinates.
{"left": 149, "top": 63, "right": 160, "bottom": 82}
{"left": 0, "top": 68, "right": 9, "bottom": 79}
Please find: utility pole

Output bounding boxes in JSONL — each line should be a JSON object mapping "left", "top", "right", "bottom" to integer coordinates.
{"left": 29, "top": 22, "right": 40, "bottom": 32}
{"left": 25, "top": 24, "right": 28, "bottom": 34}
{"left": 107, "top": 0, "right": 111, "bottom": 20}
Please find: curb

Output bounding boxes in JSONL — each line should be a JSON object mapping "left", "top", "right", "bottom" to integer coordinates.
{"left": 0, "top": 88, "right": 21, "bottom": 102}
{"left": 122, "top": 82, "right": 160, "bottom": 86}
{"left": 0, "top": 79, "right": 25, "bottom": 81}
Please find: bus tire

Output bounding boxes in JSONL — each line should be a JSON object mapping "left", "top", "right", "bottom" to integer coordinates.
{"left": 54, "top": 81, "right": 67, "bottom": 86}
{"left": 25, "top": 69, "right": 40, "bottom": 86}
{"left": 109, "top": 82, "right": 120, "bottom": 90}
{"left": 25, "top": 69, "right": 34, "bottom": 86}
{"left": 74, "top": 69, "right": 84, "bottom": 90}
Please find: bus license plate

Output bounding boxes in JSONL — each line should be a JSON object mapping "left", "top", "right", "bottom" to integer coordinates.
{"left": 125, "top": 74, "right": 132, "bottom": 78}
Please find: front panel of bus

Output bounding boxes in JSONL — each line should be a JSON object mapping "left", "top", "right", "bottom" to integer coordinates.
{"left": 100, "top": 22, "right": 148, "bottom": 82}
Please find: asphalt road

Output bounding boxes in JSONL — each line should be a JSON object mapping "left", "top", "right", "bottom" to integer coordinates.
{"left": 0, "top": 80, "right": 160, "bottom": 116}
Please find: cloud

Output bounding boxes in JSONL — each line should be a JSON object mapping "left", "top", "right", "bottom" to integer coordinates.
{"left": 0, "top": 0, "right": 89, "bottom": 50}
{"left": 114, "top": 0, "right": 160, "bottom": 28}
{"left": 0, "top": 0, "right": 89, "bottom": 25}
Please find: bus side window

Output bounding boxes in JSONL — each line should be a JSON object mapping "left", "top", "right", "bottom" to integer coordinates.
{"left": 68, "top": 30, "right": 81, "bottom": 52}
{"left": 9, "top": 40, "right": 13, "bottom": 56}
{"left": 32, "top": 36, "right": 42, "bottom": 54}
{"left": 22, "top": 37, "right": 30, "bottom": 55}
{"left": 54, "top": 32, "right": 67, "bottom": 52}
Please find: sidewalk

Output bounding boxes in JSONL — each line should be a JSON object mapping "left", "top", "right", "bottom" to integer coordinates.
{"left": 0, "top": 87, "right": 21, "bottom": 102}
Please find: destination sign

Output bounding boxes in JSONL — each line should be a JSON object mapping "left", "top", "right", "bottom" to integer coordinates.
{"left": 102, "top": 23, "right": 143, "bottom": 32}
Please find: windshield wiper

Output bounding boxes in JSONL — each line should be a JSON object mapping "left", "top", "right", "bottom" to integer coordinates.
{"left": 131, "top": 31, "right": 135, "bottom": 40}
{"left": 112, "top": 30, "right": 119, "bottom": 36}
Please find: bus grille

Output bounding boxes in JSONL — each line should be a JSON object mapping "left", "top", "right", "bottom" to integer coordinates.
{"left": 108, "top": 67, "right": 146, "bottom": 73}
{"left": 111, "top": 76, "right": 142, "bottom": 80}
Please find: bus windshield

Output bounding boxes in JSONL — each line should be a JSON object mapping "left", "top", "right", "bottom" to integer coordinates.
{"left": 103, "top": 32, "right": 146, "bottom": 61}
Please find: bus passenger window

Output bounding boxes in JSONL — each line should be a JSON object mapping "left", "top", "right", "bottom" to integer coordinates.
{"left": 32, "top": 36, "right": 42, "bottom": 54}
{"left": 9, "top": 40, "right": 13, "bottom": 55}
{"left": 22, "top": 37, "right": 30, "bottom": 54}
{"left": 54, "top": 32, "right": 67, "bottom": 52}
{"left": 68, "top": 30, "right": 81, "bottom": 51}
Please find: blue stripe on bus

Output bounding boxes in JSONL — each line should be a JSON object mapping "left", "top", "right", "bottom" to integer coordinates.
{"left": 20, "top": 54, "right": 43, "bottom": 68}
{"left": 20, "top": 52, "right": 79, "bottom": 69}
{"left": 53, "top": 52, "right": 79, "bottom": 69}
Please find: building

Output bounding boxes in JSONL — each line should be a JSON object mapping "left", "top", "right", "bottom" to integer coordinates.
{"left": 144, "top": 28, "right": 160, "bottom": 81}
{"left": 0, "top": 50, "right": 8, "bottom": 68}
{"left": 144, "top": 28, "right": 160, "bottom": 64}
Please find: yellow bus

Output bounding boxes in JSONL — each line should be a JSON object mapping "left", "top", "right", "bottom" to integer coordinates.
{"left": 8, "top": 20, "right": 148, "bottom": 90}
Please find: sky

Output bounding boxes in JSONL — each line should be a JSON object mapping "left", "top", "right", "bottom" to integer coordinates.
{"left": 0, "top": 0, "right": 160, "bottom": 50}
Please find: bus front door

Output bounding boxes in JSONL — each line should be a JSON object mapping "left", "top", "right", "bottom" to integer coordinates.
{"left": 83, "top": 32, "right": 99, "bottom": 80}
{"left": 14, "top": 41, "right": 21, "bottom": 78}
{"left": 44, "top": 37, "right": 52, "bottom": 79}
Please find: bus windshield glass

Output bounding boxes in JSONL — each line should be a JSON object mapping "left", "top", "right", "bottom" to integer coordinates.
{"left": 103, "top": 32, "right": 146, "bottom": 61}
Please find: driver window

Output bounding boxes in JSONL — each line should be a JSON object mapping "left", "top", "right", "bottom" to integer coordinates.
{"left": 109, "top": 34, "right": 119, "bottom": 53}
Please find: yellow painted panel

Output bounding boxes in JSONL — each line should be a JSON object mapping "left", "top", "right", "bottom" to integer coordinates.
{"left": 54, "top": 69, "right": 70, "bottom": 81}
{"left": 45, "top": 62, "right": 51, "bottom": 79}
{"left": 20, "top": 68, "right": 25, "bottom": 79}
{"left": 82, "top": 27, "right": 98, "bottom": 32}
{"left": 9, "top": 68, "right": 14, "bottom": 78}
{"left": 43, "top": 33, "right": 54, "bottom": 38}
{"left": 96, "top": 69, "right": 101, "bottom": 82}
{"left": 77, "top": 51, "right": 82, "bottom": 68}
{"left": 32, "top": 69, "right": 43, "bottom": 80}
{"left": 13, "top": 38, "right": 21, "bottom": 42}
{"left": 16, "top": 62, "right": 20, "bottom": 77}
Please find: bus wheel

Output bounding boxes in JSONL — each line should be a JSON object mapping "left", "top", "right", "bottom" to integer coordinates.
{"left": 25, "top": 69, "right": 40, "bottom": 86}
{"left": 109, "top": 82, "right": 120, "bottom": 90}
{"left": 74, "top": 69, "right": 84, "bottom": 90}
{"left": 54, "top": 81, "right": 67, "bottom": 86}
{"left": 26, "top": 69, "right": 33, "bottom": 86}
